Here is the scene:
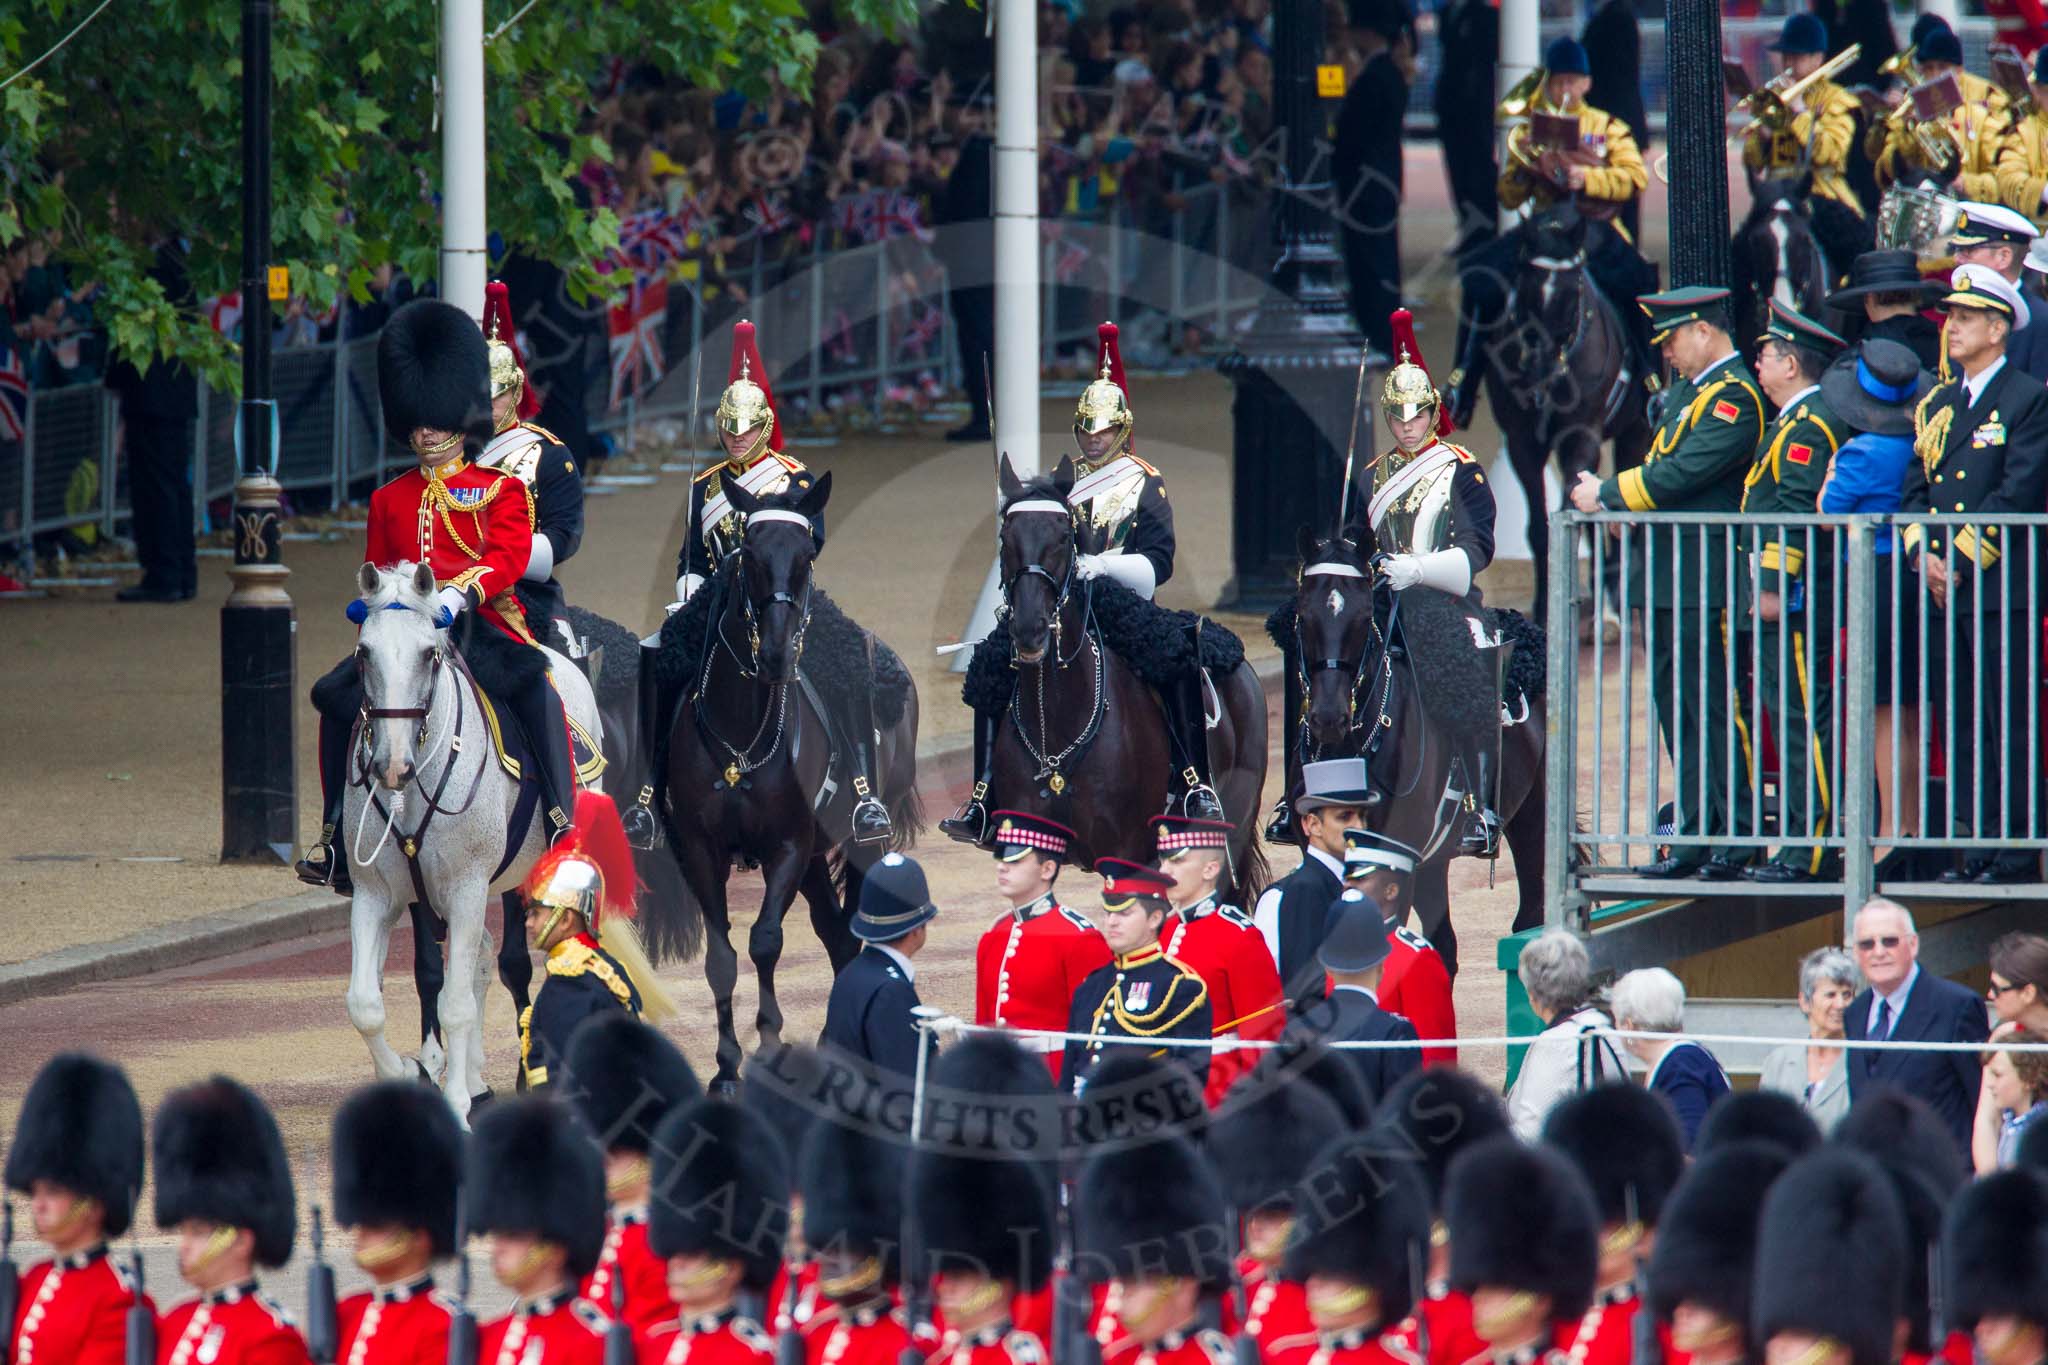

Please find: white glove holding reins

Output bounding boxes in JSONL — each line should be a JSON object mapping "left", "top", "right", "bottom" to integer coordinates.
{"left": 1378, "top": 549, "right": 1472, "bottom": 597}
{"left": 1074, "top": 551, "right": 1158, "bottom": 600}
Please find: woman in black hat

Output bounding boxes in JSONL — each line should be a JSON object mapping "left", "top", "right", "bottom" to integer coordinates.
{"left": 1825, "top": 250, "right": 1943, "bottom": 371}
{"left": 1817, "top": 337, "right": 1936, "bottom": 876}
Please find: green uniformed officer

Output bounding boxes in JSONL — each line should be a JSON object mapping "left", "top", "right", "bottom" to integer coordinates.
{"left": 1569, "top": 286, "right": 1761, "bottom": 880}
{"left": 1740, "top": 301, "right": 1847, "bottom": 885}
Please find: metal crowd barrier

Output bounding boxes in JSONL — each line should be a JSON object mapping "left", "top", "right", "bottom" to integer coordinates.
{"left": 1545, "top": 509, "right": 2048, "bottom": 927}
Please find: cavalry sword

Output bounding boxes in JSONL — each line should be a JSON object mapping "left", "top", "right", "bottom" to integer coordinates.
{"left": 1336, "top": 341, "right": 1372, "bottom": 533}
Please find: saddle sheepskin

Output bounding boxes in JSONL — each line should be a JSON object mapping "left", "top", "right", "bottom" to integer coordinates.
{"left": 962, "top": 579, "right": 1247, "bottom": 718}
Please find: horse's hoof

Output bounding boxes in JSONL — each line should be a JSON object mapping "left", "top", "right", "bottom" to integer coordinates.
{"left": 468, "top": 1087, "right": 497, "bottom": 1112}
{"left": 710, "top": 1077, "right": 739, "bottom": 1100}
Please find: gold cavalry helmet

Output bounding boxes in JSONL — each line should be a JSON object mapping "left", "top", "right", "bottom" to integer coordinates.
{"left": 1075, "top": 358, "right": 1132, "bottom": 437}
{"left": 716, "top": 319, "right": 778, "bottom": 467}
{"left": 484, "top": 280, "right": 524, "bottom": 406}
{"left": 1382, "top": 349, "right": 1439, "bottom": 422}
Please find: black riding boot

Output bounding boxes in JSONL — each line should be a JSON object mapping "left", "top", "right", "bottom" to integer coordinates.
{"left": 621, "top": 643, "right": 664, "bottom": 850}
{"left": 508, "top": 674, "right": 577, "bottom": 844}
{"left": 1165, "top": 670, "right": 1225, "bottom": 822}
{"left": 295, "top": 711, "right": 355, "bottom": 892}
{"left": 1457, "top": 745, "right": 1501, "bottom": 857}
{"left": 939, "top": 709, "right": 1002, "bottom": 845}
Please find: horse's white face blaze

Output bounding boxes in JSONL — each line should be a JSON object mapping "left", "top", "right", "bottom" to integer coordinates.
{"left": 1769, "top": 212, "right": 1796, "bottom": 310}
{"left": 1326, "top": 587, "right": 1345, "bottom": 616}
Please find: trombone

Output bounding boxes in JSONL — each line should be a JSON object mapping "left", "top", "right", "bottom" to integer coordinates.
{"left": 1737, "top": 44, "right": 1862, "bottom": 135}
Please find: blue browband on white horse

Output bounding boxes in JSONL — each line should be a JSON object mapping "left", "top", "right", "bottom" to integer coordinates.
{"left": 345, "top": 599, "right": 453, "bottom": 628}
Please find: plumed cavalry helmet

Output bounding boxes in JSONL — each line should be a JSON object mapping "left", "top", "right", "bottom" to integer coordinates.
{"left": 716, "top": 319, "right": 783, "bottom": 465}
{"left": 1381, "top": 307, "right": 1441, "bottom": 424}
{"left": 484, "top": 279, "right": 525, "bottom": 421}
{"left": 1074, "top": 320, "right": 1135, "bottom": 461}
{"left": 522, "top": 790, "right": 637, "bottom": 938}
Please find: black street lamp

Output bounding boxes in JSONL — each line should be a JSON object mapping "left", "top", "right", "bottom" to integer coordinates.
{"left": 1218, "top": 0, "right": 1382, "bottom": 611}
{"left": 1664, "top": 0, "right": 1731, "bottom": 289}
{"left": 221, "top": 0, "right": 297, "bottom": 864}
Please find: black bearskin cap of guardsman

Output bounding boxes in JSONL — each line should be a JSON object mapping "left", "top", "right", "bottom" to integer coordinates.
{"left": 1209, "top": 1073, "right": 1349, "bottom": 1217}
{"left": 648, "top": 1096, "right": 790, "bottom": 1294}
{"left": 562, "top": 1013, "right": 702, "bottom": 1156}
{"left": 1541, "top": 1083, "right": 1686, "bottom": 1229}
{"left": 1644, "top": 1141, "right": 1792, "bottom": 1339}
{"left": 1945, "top": 1167, "right": 2048, "bottom": 1330}
{"left": 331, "top": 1081, "right": 464, "bottom": 1258}
{"left": 1366, "top": 1066, "right": 1510, "bottom": 1212}
{"left": 1693, "top": 1089, "right": 1822, "bottom": 1159}
{"left": 467, "top": 1096, "right": 608, "bottom": 1279}
{"left": 742, "top": 1043, "right": 827, "bottom": 1192}
{"left": 152, "top": 1076, "right": 297, "bottom": 1267}
{"left": 1077, "top": 1134, "right": 1232, "bottom": 1290}
{"left": 1283, "top": 1134, "right": 1431, "bottom": 1322}
{"left": 1751, "top": 1148, "right": 1907, "bottom": 1365}
{"left": 928, "top": 1031, "right": 1062, "bottom": 1195}
{"left": 1072, "top": 1049, "right": 1209, "bottom": 1148}
{"left": 377, "top": 298, "right": 494, "bottom": 457}
{"left": 6, "top": 1052, "right": 145, "bottom": 1237}
{"left": 910, "top": 1114, "right": 1056, "bottom": 1294}
{"left": 1446, "top": 1135, "right": 1599, "bottom": 1321}
{"left": 1833, "top": 1089, "right": 1967, "bottom": 1353}
{"left": 800, "top": 1117, "right": 909, "bottom": 1290}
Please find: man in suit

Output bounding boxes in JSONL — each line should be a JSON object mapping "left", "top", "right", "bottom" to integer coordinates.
{"left": 820, "top": 852, "right": 936, "bottom": 1079}
{"left": 1903, "top": 263, "right": 2048, "bottom": 882}
{"left": 1254, "top": 758, "right": 1372, "bottom": 1012}
{"left": 1287, "top": 890, "right": 1420, "bottom": 1105}
{"left": 1841, "top": 898, "right": 1990, "bottom": 1154}
{"left": 1948, "top": 203, "right": 2048, "bottom": 379}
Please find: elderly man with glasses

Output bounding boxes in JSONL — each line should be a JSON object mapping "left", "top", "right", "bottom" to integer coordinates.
{"left": 1841, "top": 897, "right": 1990, "bottom": 1154}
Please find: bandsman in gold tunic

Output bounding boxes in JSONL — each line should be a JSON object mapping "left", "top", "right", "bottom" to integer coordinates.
{"left": 1871, "top": 26, "right": 2011, "bottom": 202}
{"left": 1740, "top": 14, "right": 1873, "bottom": 276}
{"left": 1995, "top": 49, "right": 2048, "bottom": 224}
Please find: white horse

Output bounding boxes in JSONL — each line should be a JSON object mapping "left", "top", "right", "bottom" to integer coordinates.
{"left": 343, "top": 561, "right": 603, "bottom": 1122}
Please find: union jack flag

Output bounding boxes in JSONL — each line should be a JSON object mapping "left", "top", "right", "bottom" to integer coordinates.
{"left": 619, "top": 209, "right": 692, "bottom": 273}
{"left": 608, "top": 277, "right": 668, "bottom": 410}
{"left": 745, "top": 192, "right": 794, "bottom": 240}
{"left": 874, "top": 191, "right": 932, "bottom": 243}
{"left": 832, "top": 190, "right": 879, "bottom": 243}
{"left": 0, "top": 342, "right": 27, "bottom": 445}
{"left": 898, "top": 304, "right": 944, "bottom": 355}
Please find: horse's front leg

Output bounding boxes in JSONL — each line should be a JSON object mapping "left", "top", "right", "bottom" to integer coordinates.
{"left": 346, "top": 880, "right": 410, "bottom": 1082}
{"left": 678, "top": 828, "right": 743, "bottom": 1091}
{"left": 435, "top": 880, "right": 490, "bottom": 1125}
{"left": 750, "top": 845, "right": 809, "bottom": 1052}
{"left": 496, "top": 889, "right": 534, "bottom": 1068}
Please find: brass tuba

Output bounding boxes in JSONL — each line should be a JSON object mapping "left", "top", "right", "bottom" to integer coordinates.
{"left": 1497, "top": 67, "right": 1547, "bottom": 173}
{"left": 1878, "top": 44, "right": 1919, "bottom": 87}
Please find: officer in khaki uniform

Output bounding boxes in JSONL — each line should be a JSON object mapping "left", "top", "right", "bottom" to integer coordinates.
{"left": 1871, "top": 26, "right": 2011, "bottom": 202}
{"left": 1994, "top": 49, "right": 2048, "bottom": 223}
{"left": 1570, "top": 287, "right": 1761, "bottom": 879}
{"left": 1741, "top": 14, "right": 1870, "bottom": 276}
{"left": 1901, "top": 264, "right": 2048, "bottom": 884}
{"left": 1739, "top": 302, "right": 1847, "bottom": 884}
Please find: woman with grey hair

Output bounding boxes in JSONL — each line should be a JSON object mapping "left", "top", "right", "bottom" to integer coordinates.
{"left": 1611, "top": 966, "right": 1730, "bottom": 1149}
{"left": 1759, "top": 947, "right": 1858, "bottom": 1132}
{"left": 1505, "top": 929, "right": 1626, "bottom": 1139}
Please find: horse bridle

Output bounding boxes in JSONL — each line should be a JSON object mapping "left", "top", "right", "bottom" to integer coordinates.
{"left": 999, "top": 499, "right": 1078, "bottom": 650}
{"left": 1294, "top": 559, "right": 1394, "bottom": 757}
{"left": 359, "top": 644, "right": 446, "bottom": 745}
{"left": 724, "top": 509, "right": 816, "bottom": 678}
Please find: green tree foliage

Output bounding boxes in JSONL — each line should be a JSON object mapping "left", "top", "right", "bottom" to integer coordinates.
{"left": 0, "top": 0, "right": 915, "bottom": 389}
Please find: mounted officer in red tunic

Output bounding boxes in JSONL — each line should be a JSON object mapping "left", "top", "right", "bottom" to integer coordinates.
{"left": 297, "top": 299, "right": 581, "bottom": 888}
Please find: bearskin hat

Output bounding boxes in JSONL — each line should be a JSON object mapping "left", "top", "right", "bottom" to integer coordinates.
{"left": 5, "top": 1053, "right": 144, "bottom": 1238}
{"left": 467, "top": 1097, "right": 607, "bottom": 1279}
{"left": 800, "top": 1117, "right": 908, "bottom": 1286}
{"left": 152, "top": 1076, "right": 297, "bottom": 1268}
{"left": 1076, "top": 1134, "right": 1231, "bottom": 1290}
{"left": 1368, "top": 1066, "right": 1511, "bottom": 1211}
{"left": 1283, "top": 1133, "right": 1431, "bottom": 1323}
{"left": 1209, "top": 1075, "right": 1349, "bottom": 1215}
{"left": 742, "top": 1044, "right": 828, "bottom": 1189}
{"left": 1752, "top": 1148, "right": 1906, "bottom": 1365}
{"left": 1645, "top": 1140, "right": 1792, "bottom": 1332}
{"left": 1071, "top": 1051, "right": 1209, "bottom": 1149}
{"left": 562, "top": 1014, "right": 702, "bottom": 1155}
{"left": 910, "top": 1135, "right": 1055, "bottom": 1293}
{"left": 331, "top": 1082, "right": 464, "bottom": 1258}
{"left": 648, "top": 1097, "right": 790, "bottom": 1293}
{"left": 926, "top": 1031, "right": 1062, "bottom": 1190}
{"left": 1541, "top": 1083, "right": 1686, "bottom": 1228}
{"left": 1833, "top": 1089, "right": 1967, "bottom": 1352}
{"left": 1944, "top": 1168, "right": 2048, "bottom": 1330}
{"left": 1693, "top": 1090, "right": 1821, "bottom": 1159}
{"left": 1446, "top": 1136, "right": 1598, "bottom": 1321}
{"left": 377, "top": 299, "right": 494, "bottom": 456}
{"left": 1244, "top": 1036, "right": 1374, "bottom": 1130}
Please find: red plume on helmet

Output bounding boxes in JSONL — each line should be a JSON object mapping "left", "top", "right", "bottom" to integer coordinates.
{"left": 1388, "top": 307, "right": 1454, "bottom": 437}
{"left": 729, "top": 319, "right": 785, "bottom": 454}
{"left": 484, "top": 280, "right": 542, "bottom": 421}
{"left": 520, "top": 790, "right": 638, "bottom": 933}
{"left": 1094, "top": 320, "right": 1134, "bottom": 453}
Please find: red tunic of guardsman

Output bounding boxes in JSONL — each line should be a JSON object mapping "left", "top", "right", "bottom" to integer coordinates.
{"left": 1154, "top": 816, "right": 1286, "bottom": 1106}
{"left": 1241, "top": 1258, "right": 1321, "bottom": 1365}
{"left": 640, "top": 1311, "right": 776, "bottom": 1365}
{"left": 974, "top": 811, "right": 1112, "bottom": 1077}
{"left": 4, "top": 1055, "right": 154, "bottom": 1365}
{"left": 150, "top": 1077, "right": 311, "bottom": 1365}
{"left": 801, "top": 1301, "right": 916, "bottom": 1365}
{"left": 335, "top": 1277, "right": 455, "bottom": 1365}
{"left": 580, "top": 1210, "right": 670, "bottom": 1335}
{"left": 479, "top": 1288, "right": 609, "bottom": 1365}
{"left": 924, "top": 1322, "right": 1050, "bottom": 1365}
{"left": 364, "top": 450, "right": 535, "bottom": 641}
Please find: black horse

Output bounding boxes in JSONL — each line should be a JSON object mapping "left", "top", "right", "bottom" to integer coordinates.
{"left": 1486, "top": 204, "right": 1652, "bottom": 627}
{"left": 1731, "top": 172, "right": 1833, "bottom": 361}
{"left": 1284, "top": 530, "right": 1547, "bottom": 971}
{"left": 978, "top": 455, "right": 1270, "bottom": 898}
{"left": 656, "top": 471, "right": 923, "bottom": 1087}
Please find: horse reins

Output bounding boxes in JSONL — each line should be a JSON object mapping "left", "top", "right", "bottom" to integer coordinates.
{"left": 696, "top": 510, "right": 815, "bottom": 785}
{"left": 1000, "top": 497, "right": 1107, "bottom": 792}
{"left": 1294, "top": 560, "right": 1396, "bottom": 764}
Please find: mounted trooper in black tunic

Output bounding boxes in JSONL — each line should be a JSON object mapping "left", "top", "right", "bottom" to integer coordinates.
{"left": 941, "top": 321, "right": 1225, "bottom": 843}
{"left": 478, "top": 279, "right": 585, "bottom": 650}
{"left": 621, "top": 320, "right": 893, "bottom": 848}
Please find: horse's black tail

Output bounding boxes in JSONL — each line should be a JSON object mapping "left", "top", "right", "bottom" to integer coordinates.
{"left": 632, "top": 843, "right": 706, "bottom": 964}
{"left": 1230, "top": 831, "right": 1271, "bottom": 907}
{"left": 887, "top": 784, "right": 926, "bottom": 852}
